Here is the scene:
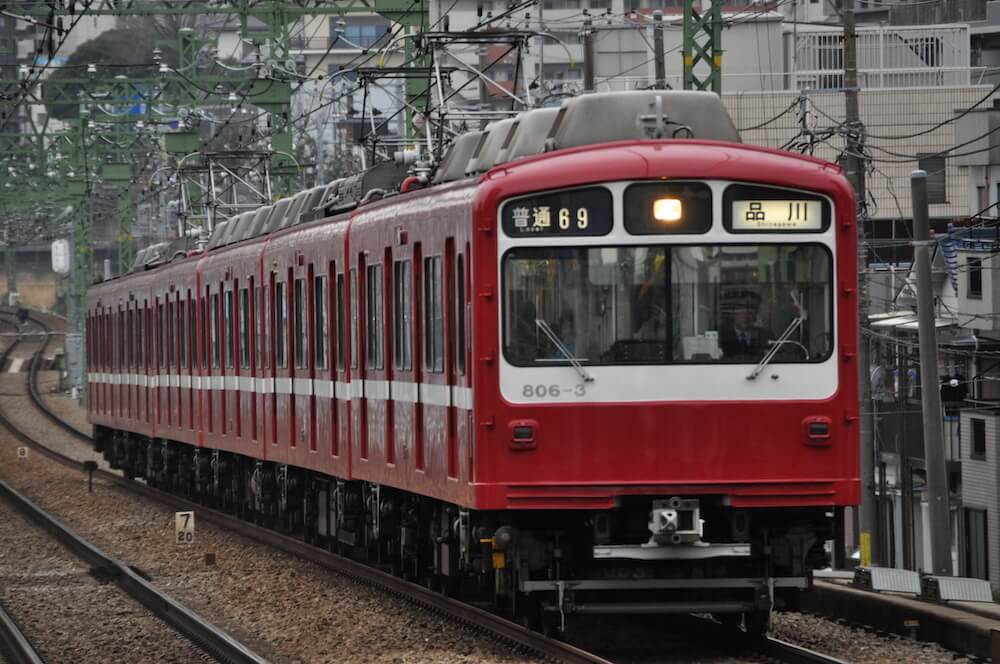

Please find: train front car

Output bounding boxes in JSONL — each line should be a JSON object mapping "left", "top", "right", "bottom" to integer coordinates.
{"left": 471, "top": 93, "right": 859, "bottom": 633}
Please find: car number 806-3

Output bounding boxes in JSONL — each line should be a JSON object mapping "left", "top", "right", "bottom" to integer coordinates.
{"left": 521, "top": 384, "right": 586, "bottom": 398}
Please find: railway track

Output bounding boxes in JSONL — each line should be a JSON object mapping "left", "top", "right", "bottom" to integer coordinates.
{"left": 8, "top": 311, "right": 848, "bottom": 664}
{"left": 0, "top": 597, "right": 44, "bottom": 664}
{"left": 0, "top": 327, "right": 267, "bottom": 664}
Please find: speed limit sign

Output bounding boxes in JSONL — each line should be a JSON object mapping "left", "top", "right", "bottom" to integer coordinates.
{"left": 175, "top": 511, "right": 195, "bottom": 545}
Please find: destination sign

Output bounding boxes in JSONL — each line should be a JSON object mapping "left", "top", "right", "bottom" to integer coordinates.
{"left": 502, "top": 187, "right": 613, "bottom": 237}
{"left": 731, "top": 199, "right": 824, "bottom": 230}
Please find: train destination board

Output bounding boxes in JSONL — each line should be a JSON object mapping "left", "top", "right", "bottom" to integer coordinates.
{"left": 731, "top": 199, "right": 823, "bottom": 230}
{"left": 502, "top": 186, "right": 613, "bottom": 237}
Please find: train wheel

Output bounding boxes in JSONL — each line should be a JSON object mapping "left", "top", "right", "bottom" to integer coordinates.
{"left": 744, "top": 610, "right": 770, "bottom": 636}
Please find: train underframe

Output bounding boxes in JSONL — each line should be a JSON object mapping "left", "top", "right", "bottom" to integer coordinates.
{"left": 95, "top": 425, "right": 832, "bottom": 635}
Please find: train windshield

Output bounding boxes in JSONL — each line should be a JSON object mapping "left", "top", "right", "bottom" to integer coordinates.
{"left": 502, "top": 244, "right": 832, "bottom": 366}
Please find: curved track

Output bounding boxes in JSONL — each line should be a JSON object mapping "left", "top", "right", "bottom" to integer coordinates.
{"left": 0, "top": 318, "right": 267, "bottom": 664}
{"left": 0, "top": 597, "right": 44, "bottom": 664}
{"left": 13, "top": 309, "right": 848, "bottom": 664}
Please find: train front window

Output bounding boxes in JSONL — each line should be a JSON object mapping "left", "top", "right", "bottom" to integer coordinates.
{"left": 502, "top": 244, "right": 832, "bottom": 366}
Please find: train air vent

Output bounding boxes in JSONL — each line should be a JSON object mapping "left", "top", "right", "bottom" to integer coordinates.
{"left": 206, "top": 221, "right": 229, "bottom": 250}
{"left": 466, "top": 118, "right": 517, "bottom": 176}
{"left": 433, "top": 131, "right": 483, "bottom": 184}
{"left": 276, "top": 190, "right": 309, "bottom": 230}
{"left": 261, "top": 197, "right": 292, "bottom": 234}
{"left": 296, "top": 185, "right": 328, "bottom": 225}
{"left": 245, "top": 205, "right": 274, "bottom": 239}
{"left": 130, "top": 247, "right": 149, "bottom": 272}
{"left": 495, "top": 107, "right": 559, "bottom": 165}
{"left": 544, "top": 90, "right": 740, "bottom": 152}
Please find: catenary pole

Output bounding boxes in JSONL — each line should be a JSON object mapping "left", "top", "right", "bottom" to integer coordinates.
{"left": 843, "top": 0, "right": 878, "bottom": 568}
{"left": 911, "top": 170, "right": 953, "bottom": 576}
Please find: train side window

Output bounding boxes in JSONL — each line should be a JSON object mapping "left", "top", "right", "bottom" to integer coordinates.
{"left": 366, "top": 264, "right": 384, "bottom": 370}
{"left": 200, "top": 292, "right": 207, "bottom": 370}
{"left": 225, "top": 289, "right": 234, "bottom": 369}
{"left": 240, "top": 287, "right": 250, "bottom": 369}
{"left": 336, "top": 274, "right": 346, "bottom": 370}
{"left": 157, "top": 301, "right": 165, "bottom": 368}
{"left": 118, "top": 308, "right": 125, "bottom": 368}
{"left": 314, "top": 275, "right": 328, "bottom": 370}
{"left": 393, "top": 260, "right": 412, "bottom": 370}
{"left": 456, "top": 254, "right": 466, "bottom": 376}
{"left": 255, "top": 286, "right": 262, "bottom": 369}
{"left": 179, "top": 297, "right": 187, "bottom": 369}
{"left": 349, "top": 269, "right": 358, "bottom": 369}
{"left": 423, "top": 256, "right": 444, "bottom": 373}
{"left": 276, "top": 281, "right": 288, "bottom": 368}
{"left": 169, "top": 300, "right": 177, "bottom": 368}
{"left": 126, "top": 308, "right": 134, "bottom": 368}
{"left": 211, "top": 292, "right": 220, "bottom": 369}
{"left": 263, "top": 284, "right": 270, "bottom": 369}
{"left": 294, "top": 277, "right": 307, "bottom": 369}
{"left": 188, "top": 298, "right": 196, "bottom": 369}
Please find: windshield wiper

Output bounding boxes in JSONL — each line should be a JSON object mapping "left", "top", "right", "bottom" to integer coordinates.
{"left": 747, "top": 291, "right": 807, "bottom": 381}
{"left": 535, "top": 319, "right": 595, "bottom": 383}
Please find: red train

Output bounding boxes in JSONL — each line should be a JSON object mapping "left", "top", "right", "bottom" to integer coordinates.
{"left": 87, "top": 91, "right": 859, "bottom": 634}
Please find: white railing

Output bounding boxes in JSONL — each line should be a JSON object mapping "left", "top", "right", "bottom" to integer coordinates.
{"left": 594, "top": 67, "right": 994, "bottom": 94}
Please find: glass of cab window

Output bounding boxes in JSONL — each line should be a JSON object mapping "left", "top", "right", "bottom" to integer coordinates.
{"left": 502, "top": 244, "right": 832, "bottom": 365}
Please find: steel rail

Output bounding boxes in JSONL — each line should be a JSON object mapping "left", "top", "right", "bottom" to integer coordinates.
{"left": 0, "top": 332, "right": 268, "bottom": 664}
{"left": 759, "top": 636, "right": 849, "bottom": 664}
{"left": 0, "top": 597, "right": 45, "bottom": 664}
{"left": 12, "top": 315, "right": 612, "bottom": 664}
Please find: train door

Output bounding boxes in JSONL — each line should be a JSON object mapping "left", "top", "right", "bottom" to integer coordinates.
{"left": 421, "top": 249, "right": 446, "bottom": 481}
{"left": 274, "top": 271, "right": 290, "bottom": 454}
{"left": 292, "top": 261, "right": 315, "bottom": 461}
{"left": 178, "top": 289, "right": 190, "bottom": 433}
{"left": 143, "top": 300, "right": 151, "bottom": 427}
{"left": 155, "top": 297, "right": 165, "bottom": 428}
{"left": 334, "top": 266, "right": 349, "bottom": 470}
{"left": 453, "top": 245, "right": 472, "bottom": 482}
{"left": 350, "top": 258, "right": 366, "bottom": 467}
{"left": 226, "top": 280, "right": 240, "bottom": 440}
{"left": 125, "top": 303, "right": 133, "bottom": 420}
{"left": 256, "top": 278, "right": 270, "bottom": 449}
{"left": 313, "top": 263, "right": 332, "bottom": 463}
{"left": 364, "top": 254, "right": 388, "bottom": 469}
{"left": 239, "top": 278, "right": 254, "bottom": 444}
{"left": 187, "top": 292, "right": 196, "bottom": 432}
{"left": 171, "top": 292, "right": 181, "bottom": 429}
{"left": 209, "top": 284, "right": 222, "bottom": 437}
{"left": 391, "top": 254, "right": 414, "bottom": 475}
{"left": 290, "top": 266, "right": 306, "bottom": 457}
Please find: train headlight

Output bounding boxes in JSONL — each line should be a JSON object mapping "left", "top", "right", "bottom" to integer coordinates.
{"left": 652, "top": 197, "right": 683, "bottom": 223}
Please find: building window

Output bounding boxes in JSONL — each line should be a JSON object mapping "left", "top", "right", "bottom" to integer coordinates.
{"left": 917, "top": 154, "right": 947, "bottom": 204}
{"left": 971, "top": 418, "right": 986, "bottom": 460}
{"left": 330, "top": 17, "right": 390, "bottom": 49}
{"left": 968, "top": 257, "right": 983, "bottom": 299}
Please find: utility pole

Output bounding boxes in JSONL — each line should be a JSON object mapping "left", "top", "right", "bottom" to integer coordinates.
{"left": 843, "top": 0, "right": 878, "bottom": 569}
{"left": 911, "top": 170, "right": 953, "bottom": 577}
{"left": 653, "top": 10, "right": 666, "bottom": 89}
{"left": 582, "top": 12, "right": 595, "bottom": 92}
{"left": 682, "top": 0, "right": 722, "bottom": 94}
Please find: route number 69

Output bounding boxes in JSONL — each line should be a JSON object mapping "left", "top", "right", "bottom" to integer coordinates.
{"left": 175, "top": 511, "right": 195, "bottom": 545}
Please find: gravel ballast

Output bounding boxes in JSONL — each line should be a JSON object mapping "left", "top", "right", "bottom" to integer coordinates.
{"left": 0, "top": 498, "right": 212, "bottom": 663}
{"left": 0, "top": 392, "right": 536, "bottom": 662}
